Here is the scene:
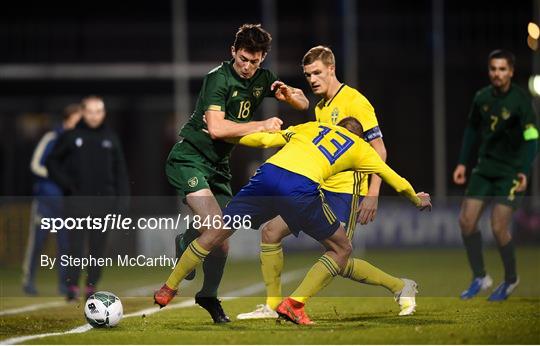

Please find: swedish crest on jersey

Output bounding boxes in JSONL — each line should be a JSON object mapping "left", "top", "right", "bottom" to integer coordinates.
{"left": 331, "top": 108, "right": 339, "bottom": 124}
{"left": 253, "top": 87, "right": 264, "bottom": 98}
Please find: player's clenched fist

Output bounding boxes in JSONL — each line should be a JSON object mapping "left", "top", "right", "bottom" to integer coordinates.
{"left": 416, "top": 192, "right": 432, "bottom": 211}
{"left": 261, "top": 117, "right": 283, "bottom": 132}
{"left": 271, "top": 81, "right": 292, "bottom": 102}
{"left": 453, "top": 164, "right": 467, "bottom": 185}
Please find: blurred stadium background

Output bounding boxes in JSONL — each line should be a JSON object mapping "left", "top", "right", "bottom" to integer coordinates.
{"left": 0, "top": 0, "right": 539, "bottom": 290}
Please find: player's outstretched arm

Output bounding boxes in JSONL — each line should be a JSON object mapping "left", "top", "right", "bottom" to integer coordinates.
{"left": 380, "top": 169, "right": 429, "bottom": 210}
{"left": 379, "top": 169, "right": 431, "bottom": 211}
{"left": 230, "top": 125, "right": 298, "bottom": 148}
{"left": 231, "top": 131, "right": 288, "bottom": 148}
{"left": 205, "top": 110, "right": 283, "bottom": 140}
{"left": 271, "top": 81, "right": 309, "bottom": 110}
{"left": 355, "top": 145, "right": 431, "bottom": 210}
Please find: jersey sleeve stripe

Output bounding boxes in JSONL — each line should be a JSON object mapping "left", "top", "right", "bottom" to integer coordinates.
{"left": 208, "top": 105, "right": 222, "bottom": 111}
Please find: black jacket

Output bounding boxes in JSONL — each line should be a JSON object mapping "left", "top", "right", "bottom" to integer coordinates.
{"left": 46, "top": 120, "right": 129, "bottom": 198}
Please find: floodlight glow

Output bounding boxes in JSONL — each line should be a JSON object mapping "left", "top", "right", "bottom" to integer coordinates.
{"left": 527, "top": 35, "right": 538, "bottom": 51}
{"left": 528, "top": 22, "right": 540, "bottom": 39}
{"left": 528, "top": 75, "right": 540, "bottom": 97}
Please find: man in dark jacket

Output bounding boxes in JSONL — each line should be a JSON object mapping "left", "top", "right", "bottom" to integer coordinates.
{"left": 23, "top": 104, "right": 81, "bottom": 296}
{"left": 47, "top": 95, "right": 129, "bottom": 301}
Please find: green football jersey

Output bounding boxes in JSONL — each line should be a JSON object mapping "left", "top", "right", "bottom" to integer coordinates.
{"left": 468, "top": 83, "right": 537, "bottom": 176}
{"left": 179, "top": 60, "right": 278, "bottom": 164}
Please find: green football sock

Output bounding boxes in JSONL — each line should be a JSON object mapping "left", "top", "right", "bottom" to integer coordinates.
{"left": 498, "top": 240, "right": 517, "bottom": 283}
{"left": 462, "top": 231, "right": 486, "bottom": 278}
{"left": 197, "top": 254, "right": 227, "bottom": 298}
{"left": 182, "top": 227, "right": 200, "bottom": 249}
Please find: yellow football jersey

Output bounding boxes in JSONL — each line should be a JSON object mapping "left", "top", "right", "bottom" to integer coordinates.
{"left": 262, "top": 122, "right": 419, "bottom": 206}
{"left": 315, "top": 84, "right": 381, "bottom": 195}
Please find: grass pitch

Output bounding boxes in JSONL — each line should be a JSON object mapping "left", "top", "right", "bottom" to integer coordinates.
{"left": 1, "top": 248, "right": 539, "bottom": 344}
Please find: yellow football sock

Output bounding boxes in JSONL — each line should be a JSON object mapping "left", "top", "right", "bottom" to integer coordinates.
{"left": 260, "top": 242, "right": 283, "bottom": 309}
{"left": 290, "top": 254, "right": 339, "bottom": 304}
{"left": 341, "top": 258, "right": 404, "bottom": 294}
{"left": 166, "top": 239, "right": 209, "bottom": 289}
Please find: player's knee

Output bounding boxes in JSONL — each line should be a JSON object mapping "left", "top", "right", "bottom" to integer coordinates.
{"left": 261, "top": 223, "right": 286, "bottom": 244}
{"left": 206, "top": 238, "right": 229, "bottom": 256}
{"left": 458, "top": 214, "right": 476, "bottom": 234}
{"left": 335, "top": 240, "right": 352, "bottom": 260}
{"left": 493, "top": 231, "right": 511, "bottom": 246}
{"left": 261, "top": 229, "right": 281, "bottom": 243}
{"left": 198, "top": 231, "right": 228, "bottom": 252}
{"left": 260, "top": 232, "right": 272, "bottom": 244}
{"left": 491, "top": 223, "right": 511, "bottom": 245}
{"left": 490, "top": 218, "right": 508, "bottom": 234}
{"left": 218, "top": 239, "right": 229, "bottom": 254}
{"left": 342, "top": 241, "right": 353, "bottom": 258}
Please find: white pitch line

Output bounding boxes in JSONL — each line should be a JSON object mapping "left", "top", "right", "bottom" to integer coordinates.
{"left": 0, "top": 301, "right": 66, "bottom": 317}
{"left": 1, "top": 268, "right": 306, "bottom": 345}
{"left": 0, "top": 279, "right": 194, "bottom": 318}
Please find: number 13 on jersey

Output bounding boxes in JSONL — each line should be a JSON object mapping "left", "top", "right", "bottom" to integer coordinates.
{"left": 312, "top": 125, "right": 354, "bottom": 164}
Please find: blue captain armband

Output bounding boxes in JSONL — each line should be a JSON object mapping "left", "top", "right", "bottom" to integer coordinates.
{"left": 364, "top": 126, "right": 383, "bottom": 142}
{"left": 523, "top": 124, "right": 539, "bottom": 141}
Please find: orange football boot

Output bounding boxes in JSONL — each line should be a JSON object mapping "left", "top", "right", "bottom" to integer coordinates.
{"left": 276, "top": 297, "right": 314, "bottom": 325}
{"left": 153, "top": 284, "right": 177, "bottom": 308}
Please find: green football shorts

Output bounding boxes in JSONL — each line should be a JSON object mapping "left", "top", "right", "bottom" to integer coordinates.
{"left": 465, "top": 170, "right": 524, "bottom": 208}
{"left": 166, "top": 140, "right": 232, "bottom": 208}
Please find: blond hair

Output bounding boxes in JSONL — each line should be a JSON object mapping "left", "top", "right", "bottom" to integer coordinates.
{"left": 302, "top": 45, "right": 335, "bottom": 67}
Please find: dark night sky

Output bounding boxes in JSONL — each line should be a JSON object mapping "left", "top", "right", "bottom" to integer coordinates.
{"left": 0, "top": 0, "right": 536, "bottom": 196}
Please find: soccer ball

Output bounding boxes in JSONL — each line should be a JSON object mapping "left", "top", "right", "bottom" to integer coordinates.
{"left": 84, "top": 291, "right": 123, "bottom": 327}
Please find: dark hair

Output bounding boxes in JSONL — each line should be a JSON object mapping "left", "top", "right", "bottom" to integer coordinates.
{"left": 337, "top": 117, "right": 364, "bottom": 138}
{"left": 81, "top": 95, "right": 104, "bottom": 109}
{"left": 233, "top": 24, "right": 272, "bottom": 55}
{"left": 63, "top": 103, "right": 82, "bottom": 120}
{"left": 488, "top": 49, "right": 515, "bottom": 68}
{"left": 302, "top": 45, "right": 335, "bottom": 67}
